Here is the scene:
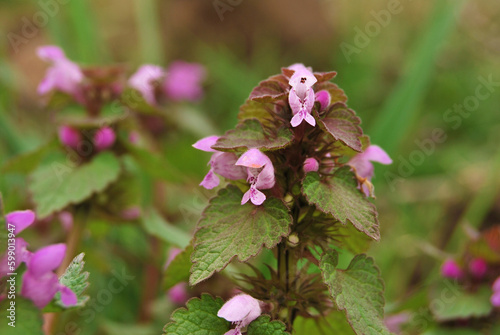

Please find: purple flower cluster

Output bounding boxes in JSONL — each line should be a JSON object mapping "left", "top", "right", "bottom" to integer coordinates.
{"left": 1, "top": 210, "right": 77, "bottom": 308}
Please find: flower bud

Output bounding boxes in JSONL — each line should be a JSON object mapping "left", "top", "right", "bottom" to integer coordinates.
{"left": 94, "top": 127, "right": 116, "bottom": 151}
{"left": 440, "top": 259, "right": 463, "bottom": 279}
{"left": 469, "top": 258, "right": 487, "bottom": 278}
{"left": 58, "top": 126, "right": 81, "bottom": 149}
{"left": 315, "top": 90, "right": 331, "bottom": 111}
{"left": 303, "top": 157, "right": 319, "bottom": 173}
{"left": 491, "top": 291, "right": 500, "bottom": 307}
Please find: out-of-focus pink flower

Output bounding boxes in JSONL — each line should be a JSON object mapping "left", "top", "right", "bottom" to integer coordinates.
{"left": 165, "top": 248, "right": 182, "bottom": 269}
{"left": 303, "top": 157, "right": 319, "bottom": 173}
{"left": 384, "top": 312, "right": 410, "bottom": 334}
{"left": 218, "top": 294, "right": 262, "bottom": 335}
{"left": 493, "top": 276, "right": 500, "bottom": 292}
{"left": 168, "top": 282, "right": 189, "bottom": 305}
{"left": 58, "top": 125, "right": 81, "bottom": 150}
{"left": 21, "top": 243, "right": 77, "bottom": 308}
{"left": 37, "top": 45, "right": 83, "bottom": 100}
{"left": 441, "top": 259, "right": 464, "bottom": 279}
{"left": 193, "top": 136, "right": 246, "bottom": 190}
{"left": 164, "top": 61, "right": 206, "bottom": 102}
{"left": 121, "top": 206, "right": 141, "bottom": 220}
{"left": 129, "top": 131, "right": 140, "bottom": 144}
{"left": 93, "top": 127, "right": 116, "bottom": 151}
{"left": 0, "top": 238, "right": 30, "bottom": 277}
{"left": 5, "top": 210, "right": 36, "bottom": 235}
{"left": 315, "top": 90, "right": 331, "bottom": 111}
{"left": 348, "top": 145, "right": 392, "bottom": 196}
{"left": 58, "top": 211, "right": 73, "bottom": 232}
{"left": 288, "top": 63, "right": 317, "bottom": 127}
{"left": 128, "top": 65, "right": 165, "bottom": 105}
{"left": 236, "top": 149, "right": 275, "bottom": 206}
{"left": 469, "top": 258, "right": 488, "bottom": 278}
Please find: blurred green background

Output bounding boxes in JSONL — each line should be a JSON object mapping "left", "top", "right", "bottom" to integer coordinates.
{"left": 1, "top": 0, "right": 500, "bottom": 333}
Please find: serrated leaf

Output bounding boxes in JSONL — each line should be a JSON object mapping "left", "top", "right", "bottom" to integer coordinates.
{"left": 238, "top": 100, "right": 276, "bottom": 124}
{"left": 212, "top": 119, "right": 293, "bottom": 152}
{"left": 317, "top": 103, "right": 363, "bottom": 152}
{"left": 314, "top": 71, "right": 338, "bottom": 83}
{"left": 302, "top": 169, "right": 380, "bottom": 241}
{"left": 320, "top": 250, "right": 391, "bottom": 335}
{"left": 29, "top": 152, "right": 121, "bottom": 218}
{"left": 293, "top": 311, "right": 355, "bottom": 335}
{"left": 57, "top": 253, "right": 89, "bottom": 308}
{"left": 247, "top": 315, "right": 289, "bottom": 335}
{"left": 0, "top": 298, "right": 44, "bottom": 335}
{"left": 190, "top": 185, "right": 292, "bottom": 285}
{"left": 164, "top": 245, "right": 193, "bottom": 290}
{"left": 249, "top": 75, "right": 289, "bottom": 103}
{"left": 429, "top": 282, "right": 492, "bottom": 321}
{"left": 1, "top": 139, "right": 56, "bottom": 174}
{"left": 163, "top": 294, "right": 230, "bottom": 335}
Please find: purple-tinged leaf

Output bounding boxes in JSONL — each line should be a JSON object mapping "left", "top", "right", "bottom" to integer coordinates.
{"left": 318, "top": 103, "right": 363, "bottom": 152}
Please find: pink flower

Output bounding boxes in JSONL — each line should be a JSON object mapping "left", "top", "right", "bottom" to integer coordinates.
{"left": 236, "top": 149, "right": 275, "bottom": 206}
{"left": 93, "top": 127, "right": 116, "bottom": 151}
{"left": 37, "top": 46, "right": 83, "bottom": 100}
{"left": 440, "top": 259, "right": 463, "bottom": 279}
{"left": 469, "top": 258, "right": 488, "bottom": 278}
{"left": 58, "top": 125, "right": 81, "bottom": 149}
{"left": 217, "top": 294, "right": 262, "bottom": 335}
{"left": 492, "top": 291, "right": 500, "bottom": 307}
{"left": 128, "top": 65, "right": 165, "bottom": 105}
{"left": 5, "top": 210, "right": 35, "bottom": 235}
{"left": 315, "top": 90, "right": 331, "bottom": 111}
{"left": 21, "top": 243, "right": 77, "bottom": 308}
{"left": 168, "top": 282, "right": 189, "bottom": 305}
{"left": 348, "top": 145, "right": 392, "bottom": 196}
{"left": 493, "top": 276, "right": 500, "bottom": 292}
{"left": 164, "top": 61, "right": 206, "bottom": 101}
{"left": 121, "top": 206, "right": 141, "bottom": 220}
{"left": 303, "top": 157, "right": 319, "bottom": 173}
{"left": 288, "top": 63, "right": 317, "bottom": 127}
{"left": 193, "top": 136, "right": 247, "bottom": 190}
{"left": 58, "top": 211, "right": 73, "bottom": 232}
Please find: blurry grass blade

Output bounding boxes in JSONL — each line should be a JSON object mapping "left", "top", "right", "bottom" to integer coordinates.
{"left": 67, "top": 0, "right": 102, "bottom": 62}
{"left": 133, "top": 0, "right": 164, "bottom": 64}
{"left": 142, "top": 209, "right": 191, "bottom": 248}
{"left": 369, "top": 0, "right": 466, "bottom": 154}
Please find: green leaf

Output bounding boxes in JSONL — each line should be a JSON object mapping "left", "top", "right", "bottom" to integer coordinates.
{"left": 293, "top": 311, "right": 356, "bottom": 335}
{"left": 238, "top": 100, "right": 275, "bottom": 125}
{"left": 314, "top": 71, "right": 338, "bottom": 83}
{"left": 317, "top": 103, "right": 362, "bottom": 152}
{"left": 212, "top": 119, "right": 294, "bottom": 152}
{"left": 422, "top": 329, "right": 482, "bottom": 335}
{"left": 190, "top": 185, "right": 292, "bottom": 285}
{"left": 429, "top": 282, "right": 492, "bottom": 322}
{"left": 163, "top": 294, "right": 230, "bottom": 335}
{"left": 57, "top": 253, "right": 90, "bottom": 308}
{"left": 333, "top": 224, "right": 373, "bottom": 255}
{"left": 320, "top": 250, "right": 390, "bottom": 335}
{"left": 249, "top": 74, "right": 289, "bottom": 103}
{"left": 1, "top": 139, "right": 56, "bottom": 175}
{"left": 142, "top": 209, "right": 191, "bottom": 248}
{"left": 0, "top": 298, "right": 44, "bottom": 335}
{"left": 164, "top": 245, "right": 193, "bottom": 290}
{"left": 302, "top": 169, "right": 380, "bottom": 241}
{"left": 29, "top": 152, "right": 122, "bottom": 218}
{"left": 247, "top": 315, "right": 289, "bottom": 335}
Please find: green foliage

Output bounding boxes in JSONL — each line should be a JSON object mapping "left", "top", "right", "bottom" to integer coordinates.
{"left": 164, "top": 245, "right": 193, "bottom": 290}
{"left": 317, "top": 102, "right": 363, "bottom": 152}
{"left": 0, "top": 194, "right": 6, "bottom": 252}
{"left": 247, "top": 315, "right": 290, "bottom": 335}
{"left": 422, "top": 329, "right": 483, "bottom": 335}
{"left": 29, "top": 152, "right": 121, "bottom": 218}
{"left": 429, "top": 282, "right": 493, "bottom": 321}
{"left": 302, "top": 168, "right": 380, "bottom": 241}
{"left": 190, "top": 185, "right": 292, "bottom": 285}
{"left": 142, "top": 209, "right": 191, "bottom": 248}
{"left": 212, "top": 119, "right": 294, "bottom": 152}
{"left": 57, "top": 253, "right": 90, "bottom": 308}
{"left": 248, "top": 74, "right": 289, "bottom": 103}
{"left": 320, "top": 250, "right": 390, "bottom": 335}
{"left": 125, "top": 143, "right": 182, "bottom": 183}
{"left": 1, "top": 139, "right": 56, "bottom": 174}
{"left": 163, "top": 294, "right": 230, "bottom": 335}
{"left": 0, "top": 298, "right": 44, "bottom": 335}
{"left": 293, "top": 311, "right": 355, "bottom": 335}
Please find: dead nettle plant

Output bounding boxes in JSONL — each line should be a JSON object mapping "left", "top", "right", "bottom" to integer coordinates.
{"left": 163, "top": 64, "right": 394, "bottom": 335}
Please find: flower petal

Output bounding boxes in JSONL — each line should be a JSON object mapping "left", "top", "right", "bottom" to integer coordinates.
{"left": 21, "top": 271, "right": 59, "bottom": 309}
{"left": 128, "top": 64, "right": 165, "bottom": 105}
{"left": 290, "top": 113, "right": 304, "bottom": 128}
{"left": 192, "top": 136, "right": 220, "bottom": 152}
{"left": 59, "top": 284, "right": 78, "bottom": 307}
{"left": 93, "top": 127, "right": 116, "bottom": 151}
{"left": 217, "top": 294, "right": 262, "bottom": 325}
{"left": 5, "top": 210, "right": 36, "bottom": 235}
{"left": 164, "top": 61, "right": 206, "bottom": 101}
{"left": 288, "top": 89, "right": 302, "bottom": 116}
{"left": 363, "top": 145, "right": 392, "bottom": 165}
{"left": 315, "top": 90, "right": 331, "bottom": 111}
{"left": 200, "top": 170, "right": 220, "bottom": 189}
{"left": 37, "top": 45, "right": 66, "bottom": 62}
{"left": 211, "top": 152, "right": 247, "bottom": 181}
{"left": 250, "top": 188, "right": 266, "bottom": 206}
{"left": 28, "top": 243, "right": 66, "bottom": 276}
{"left": 241, "top": 190, "right": 251, "bottom": 205}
